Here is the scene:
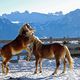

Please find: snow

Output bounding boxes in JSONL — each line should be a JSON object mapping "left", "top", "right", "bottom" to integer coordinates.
{"left": 0, "top": 57, "right": 80, "bottom": 80}
{"left": 11, "top": 21, "right": 20, "bottom": 24}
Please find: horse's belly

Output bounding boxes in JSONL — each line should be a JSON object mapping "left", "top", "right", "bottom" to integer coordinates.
{"left": 47, "top": 53, "right": 54, "bottom": 59}
{"left": 43, "top": 51, "right": 55, "bottom": 59}
{"left": 11, "top": 48, "right": 22, "bottom": 55}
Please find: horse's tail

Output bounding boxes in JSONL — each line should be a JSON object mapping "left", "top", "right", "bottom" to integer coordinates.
{"left": 64, "top": 46, "right": 74, "bottom": 69}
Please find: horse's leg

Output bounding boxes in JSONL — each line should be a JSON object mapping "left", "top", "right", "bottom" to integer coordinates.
{"left": 34, "top": 57, "right": 39, "bottom": 74}
{"left": 2, "top": 61, "right": 8, "bottom": 74}
{"left": 1, "top": 64, "right": 4, "bottom": 73}
{"left": 39, "top": 58, "right": 42, "bottom": 73}
{"left": 26, "top": 47, "right": 32, "bottom": 61}
{"left": 27, "top": 52, "right": 31, "bottom": 61}
{"left": 6, "top": 64, "right": 9, "bottom": 75}
{"left": 1, "top": 61, "right": 5, "bottom": 73}
{"left": 52, "top": 59, "right": 60, "bottom": 75}
{"left": 62, "top": 58, "right": 67, "bottom": 73}
{"left": 2, "top": 56, "right": 12, "bottom": 75}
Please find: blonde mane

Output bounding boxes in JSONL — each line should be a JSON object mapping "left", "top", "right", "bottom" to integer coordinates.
{"left": 32, "top": 35, "right": 43, "bottom": 50}
{"left": 33, "top": 35, "right": 43, "bottom": 44}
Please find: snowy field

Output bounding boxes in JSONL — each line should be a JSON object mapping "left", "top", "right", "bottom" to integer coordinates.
{"left": 0, "top": 57, "right": 80, "bottom": 80}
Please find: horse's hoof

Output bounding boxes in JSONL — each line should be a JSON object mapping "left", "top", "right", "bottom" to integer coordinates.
{"left": 40, "top": 71, "right": 42, "bottom": 73}
{"left": 52, "top": 72, "right": 57, "bottom": 75}
{"left": 26, "top": 59, "right": 30, "bottom": 61}
{"left": 61, "top": 71, "right": 66, "bottom": 74}
{"left": 34, "top": 71, "right": 38, "bottom": 74}
{"left": 52, "top": 73, "right": 55, "bottom": 75}
{"left": 62, "top": 71, "right": 64, "bottom": 74}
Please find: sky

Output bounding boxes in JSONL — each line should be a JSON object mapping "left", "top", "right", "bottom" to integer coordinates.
{"left": 0, "top": 0, "right": 80, "bottom": 15}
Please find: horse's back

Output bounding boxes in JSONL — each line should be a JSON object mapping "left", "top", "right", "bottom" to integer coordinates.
{"left": 42, "top": 43, "right": 64, "bottom": 50}
{"left": 39, "top": 43, "right": 65, "bottom": 58}
{"left": 51, "top": 43, "right": 65, "bottom": 53}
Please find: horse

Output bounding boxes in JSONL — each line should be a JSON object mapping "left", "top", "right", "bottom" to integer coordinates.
{"left": 0, "top": 23, "right": 34, "bottom": 74}
{"left": 31, "top": 35, "right": 73, "bottom": 75}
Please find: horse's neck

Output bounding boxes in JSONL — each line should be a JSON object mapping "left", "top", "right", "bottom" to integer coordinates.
{"left": 16, "top": 35, "right": 29, "bottom": 45}
{"left": 33, "top": 36, "right": 42, "bottom": 51}
{"left": 34, "top": 36, "right": 43, "bottom": 44}
{"left": 17, "top": 35, "right": 23, "bottom": 40}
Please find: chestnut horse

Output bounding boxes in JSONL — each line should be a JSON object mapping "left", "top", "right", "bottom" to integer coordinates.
{"left": 0, "top": 23, "right": 34, "bottom": 74}
{"left": 31, "top": 35, "right": 73, "bottom": 75}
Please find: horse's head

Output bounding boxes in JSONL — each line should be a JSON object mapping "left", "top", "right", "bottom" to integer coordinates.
{"left": 19, "top": 23, "right": 35, "bottom": 37}
{"left": 25, "top": 23, "right": 35, "bottom": 32}
{"left": 30, "top": 35, "right": 43, "bottom": 51}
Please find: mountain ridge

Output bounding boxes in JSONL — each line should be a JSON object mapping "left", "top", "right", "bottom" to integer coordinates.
{"left": 0, "top": 9, "right": 80, "bottom": 40}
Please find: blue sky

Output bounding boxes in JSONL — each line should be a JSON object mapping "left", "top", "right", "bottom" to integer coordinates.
{"left": 0, "top": 0, "right": 80, "bottom": 15}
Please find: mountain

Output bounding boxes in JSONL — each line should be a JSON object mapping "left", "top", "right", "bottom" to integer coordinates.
{"left": 0, "top": 9, "right": 80, "bottom": 39}
{"left": 0, "top": 18, "right": 21, "bottom": 40}
{"left": 29, "top": 9, "right": 80, "bottom": 38}
{"left": 2, "top": 11, "right": 63, "bottom": 24}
